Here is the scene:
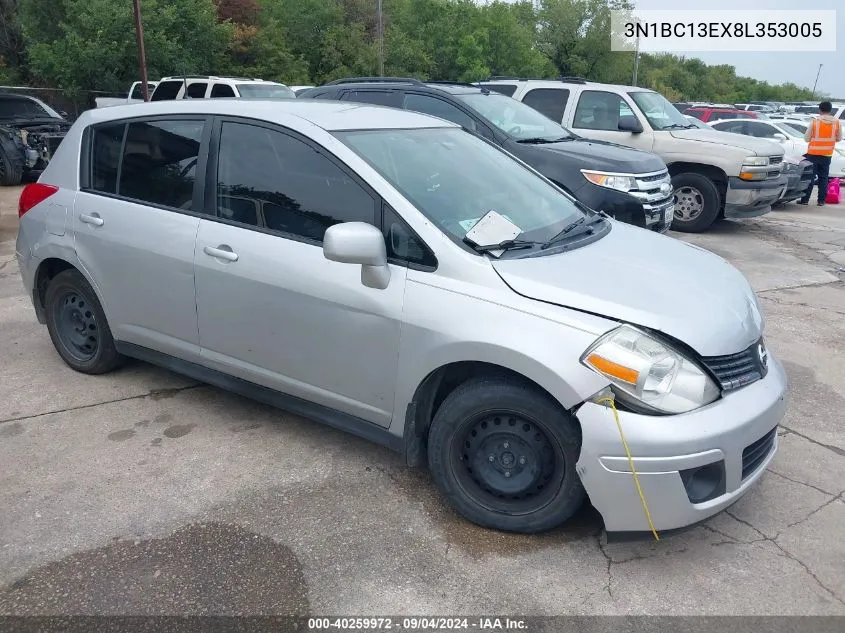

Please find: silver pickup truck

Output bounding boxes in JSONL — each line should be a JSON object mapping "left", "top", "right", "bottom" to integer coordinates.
{"left": 479, "top": 79, "right": 789, "bottom": 233}
{"left": 94, "top": 81, "right": 158, "bottom": 108}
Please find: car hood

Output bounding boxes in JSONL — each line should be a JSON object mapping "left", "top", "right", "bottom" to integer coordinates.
{"left": 668, "top": 128, "right": 784, "bottom": 155}
{"left": 491, "top": 222, "right": 763, "bottom": 357}
{"left": 535, "top": 138, "right": 666, "bottom": 173}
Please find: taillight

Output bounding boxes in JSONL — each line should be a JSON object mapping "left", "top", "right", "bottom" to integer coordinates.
{"left": 18, "top": 183, "right": 59, "bottom": 218}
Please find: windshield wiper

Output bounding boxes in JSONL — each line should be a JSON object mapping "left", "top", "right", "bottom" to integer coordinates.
{"left": 541, "top": 213, "right": 606, "bottom": 250}
{"left": 464, "top": 238, "right": 542, "bottom": 254}
{"left": 516, "top": 137, "right": 561, "bottom": 144}
{"left": 661, "top": 123, "right": 695, "bottom": 130}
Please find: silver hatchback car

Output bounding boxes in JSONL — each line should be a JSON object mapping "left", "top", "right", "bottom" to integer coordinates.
{"left": 16, "top": 100, "right": 787, "bottom": 535}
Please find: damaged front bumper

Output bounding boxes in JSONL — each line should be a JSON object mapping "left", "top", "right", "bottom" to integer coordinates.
{"left": 575, "top": 357, "right": 788, "bottom": 534}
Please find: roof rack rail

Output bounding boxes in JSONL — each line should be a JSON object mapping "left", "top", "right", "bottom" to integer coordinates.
{"left": 427, "top": 80, "right": 479, "bottom": 88}
{"left": 559, "top": 76, "right": 587, "bottom": 84}
{"left": 486, "top": 75, "right": 521, "bottom": 81}
{"left": 323, "top": 77, "right": 424, "bottom": 86}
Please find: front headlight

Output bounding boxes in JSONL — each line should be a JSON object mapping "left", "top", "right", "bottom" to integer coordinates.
{"left": 581, "top": 325, "right": 720, "bottom": 414}
{"left": 742, "top": 156, "right": 770, "bottom": 166}
{"left": 581, "top": 170, "right": 638, "bottom": 193}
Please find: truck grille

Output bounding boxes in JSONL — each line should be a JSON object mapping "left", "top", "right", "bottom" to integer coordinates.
{"left": 741, "top": 427, "right": 777, "bottom": 480}
{"left": 701, "top": 339, "right": 768, "bottom": 392}
{"left": 767, "top": 155, "right": 784, "bottom": 179}
{"left": 629, "top": 170, "right": 674, "bottom": 232}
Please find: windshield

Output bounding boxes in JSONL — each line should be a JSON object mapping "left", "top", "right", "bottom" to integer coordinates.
{"left": 776, "top": 123, "right": 803, "bottom": 139}
{"left": 236, "top": 84, "right": 296, "bottom": 99}
{"left": 629, "top": 91, "right": 692, "bottom": 130}
{"left": 335, "top": 128, "right": 585, "bottom": 247}
{"left": 0, "top": 96, "right": 60, "bottom": 120}
{"left": 456, "top": 92, "right": 575, "bottom": 141}
{"left": 782, "top": 121, "right": 807, "bottom": 135}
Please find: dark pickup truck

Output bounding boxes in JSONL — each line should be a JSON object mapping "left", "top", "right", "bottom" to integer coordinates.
{"left": 300, "top": 78, "right": 675, "bottom": 232}
{"left": 0, "top": 93, "right": 71, "bottom": 186}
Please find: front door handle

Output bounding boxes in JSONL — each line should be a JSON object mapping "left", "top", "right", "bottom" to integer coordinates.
{"left": 203, "top": 245, "right": 239, "bottom": 262}
{"left": 79, "top": 213, "right": 104, "bottom": 227}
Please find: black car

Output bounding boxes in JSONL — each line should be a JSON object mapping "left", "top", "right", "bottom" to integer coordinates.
{"left": 300, "top": 78, "right": 675, "bottom": 232}
{"left": 0, "top": 93, "right": 71, "bottom": 186}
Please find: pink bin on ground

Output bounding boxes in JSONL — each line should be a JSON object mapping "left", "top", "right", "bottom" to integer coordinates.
{"left": 827, "top": 178, "right": 841, "bottom": 204}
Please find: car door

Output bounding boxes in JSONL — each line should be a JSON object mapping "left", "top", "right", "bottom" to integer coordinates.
{"left": 193, "top": 118, "right": 408, "bottom": 427}
{"left": 568, "top": 89, "right": 654, "bottom": 152}
{"left": 74, "top": 116, "right": 210, "bottom": 360}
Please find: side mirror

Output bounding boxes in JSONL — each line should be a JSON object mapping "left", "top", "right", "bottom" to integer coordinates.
{"left": 323, "top": 222, "right": 391, "bottom": 289}
{"left": 773, "top": 133, "right": 787, "bottom": 142}
{"left": 618, "top": 115, "right": 644, "bottom": 134}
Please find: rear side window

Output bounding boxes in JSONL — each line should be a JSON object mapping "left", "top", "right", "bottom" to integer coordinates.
{"left": 340, "top": 90, "right": 402, "bottom": 107}
{"left": 117, "top": 120, "right": 205, "bottom": 209}
{"left": 186, "top": 82, "right": 207, "bottom": 99}
{"left": 150, "top": 80, "right": 183, "bottom": 101}
{"left": 90, "top": 124, "right": 126, "bottom": 193}
{"left": 479, "top": 84, "right": 517, "bottom": 97}
{"left": 210, "top": 84, "right": 236, "bottom": 98}
{"left": 522, "top": 88, "right": 569, "bottom": 123}
{"left": 215, "top": 121, "right": 376, "bottom": 242}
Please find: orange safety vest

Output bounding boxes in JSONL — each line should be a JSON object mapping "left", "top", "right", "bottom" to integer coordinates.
{"left": 807, "top": 117, "right": 841, "bottom": 156}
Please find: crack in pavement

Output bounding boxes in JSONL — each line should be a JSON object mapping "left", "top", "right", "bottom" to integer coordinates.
{"left": 758, "top": 293, "right": 845, "bottom": 316}
{"left": 767, "top": 469, "right": 839, "bottom": 497}
{"left": 595, "top": 534, "right": 614, "bottom": 599}
{"left": 0, "top": 384, "right": 204, "bottom": 426}
{"left": 784, "top": 492, "right": 845, "bottom": 530}
{"left": 725, "top": 510, "right": 845, "bottom": 606}
{"left": 780, "top": 425, "right": 845, "bottom": 458}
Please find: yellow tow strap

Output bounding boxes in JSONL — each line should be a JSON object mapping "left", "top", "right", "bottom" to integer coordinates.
{"left": 596, "top": 396, "right": 660, "bottom": 541}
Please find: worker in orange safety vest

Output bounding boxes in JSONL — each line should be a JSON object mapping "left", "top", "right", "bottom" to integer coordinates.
{"left": 798, "top": 101, "right": 843, "bottom": 206}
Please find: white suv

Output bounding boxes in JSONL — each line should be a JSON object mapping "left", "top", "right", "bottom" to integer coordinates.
{"left": 150, "top": 76, "right": 295, "bottom": 101}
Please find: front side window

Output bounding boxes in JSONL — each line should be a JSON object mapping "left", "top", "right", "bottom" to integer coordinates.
{"left": 335, "top": 127, "right": 585, "bottom": 250}
{"left": 235, "top": 84, "right": 296, "bottom": 99}
{"left": 711, "top": 121, "right": 747, "bottom": 135}
{"left": 478, "top": 84, "right": 517, "bottom": 97}
{"left": 743, "top": 121, "right": 779, "bottom": 138}
{"left": 215, "top": 122, "right": 376, "bottom": 242}
{"left": 456, "top": 92, "right": 575, "bottom": 142}
{"left": 129, "top": 82, "right": 156, "bottom": 100}
{"left": 403, "top": 94, "right": 477, "bottom": 131}
{"left": 522, "top": 88, "right": 570, "bottom": 123}
{"left": 628, "top": 91, "right": 693, "bottom": 130}
{"left": 573, "top": 91, "right": 630, "bottom": 131}
{"left": 118, "top": 119, "right": 204, "bottom": 209}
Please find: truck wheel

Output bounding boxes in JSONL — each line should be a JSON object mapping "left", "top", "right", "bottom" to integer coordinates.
{"left": 671, "top": 172, "right": 720, "bottom": 233}
{"left": 0, "top": 135, "right": 24, "bottom": 186}
{"left": 427, "top": 376, "right": 585, "bottom": 533}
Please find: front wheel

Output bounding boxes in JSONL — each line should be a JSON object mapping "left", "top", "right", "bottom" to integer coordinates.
{"left": 427, "top": 377, "right": 585, "bottom": 533}
{"left": 671, "top": 172, "right": 721, "bottom": 233}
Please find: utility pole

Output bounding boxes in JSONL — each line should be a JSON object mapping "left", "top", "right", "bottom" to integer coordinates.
{"left": 132, "top": 0, "right": 150, "bottom": 101}
{"left": 811, "top": 63, "right": 823, "bottom": 99}
{"left": 377, "top": 0, "right": 385, "bottom": 77}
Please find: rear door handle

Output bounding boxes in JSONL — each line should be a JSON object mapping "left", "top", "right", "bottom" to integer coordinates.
{"left": 203, "top": 245, "right": 239, "bottom": 262}
{"left": 79, "top": 213, "right": 104, "bottom": 227}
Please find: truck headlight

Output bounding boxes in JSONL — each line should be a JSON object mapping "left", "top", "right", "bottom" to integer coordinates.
{"left": 742, "top": 156, "right": 770, "bottom": 166}
{"left": 581, "top": 170, "right": 637, "bottom": 193}
{"left": 581, "top": 325, "right": 720, "bottom": 414}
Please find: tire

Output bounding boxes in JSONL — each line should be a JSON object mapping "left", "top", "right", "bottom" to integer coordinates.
{"left": 671, "top": 172, "right": 721, "bottom": 233}
{"left": 0, "top": 134, "right": 24, "bottom": 186}
{"left": 427, "top": 376, "right": 585, "bottom": 533}
{"left": 44, "top": 269, "right": 124, "bottom": 374}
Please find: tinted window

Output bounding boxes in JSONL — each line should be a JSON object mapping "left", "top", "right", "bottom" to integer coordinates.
{"left": 686, "top": 109, "right": 705, "bottom": 121}
{"left": 235, "top": 84, "right": 296, "bottom": 99}
{"left": 90, "top": 124, "right": 125, "bottom": 193}
{"left": 479, "top": 84, "right": 517, "bottom": 97}
{"left": 216, "top": 122, "right": 376, "bottom": 242}
{"left": 522, "top": 88, "right": 569, "bottom": 123}
{"left": 573, "top": 91, "right": 628, "bottom": 130}
{"left": 150, "top": 80, "right": 183, "bottom": 101}
{"left": 382, "top": 204, "right": 436, "bottom": 268}
{"left": 210, "top": 84, "right": 236, "bottom": 98}
{"left": 0, "top": 96, "right": 53, "bottom": 119}
{"left": 403, "top": 94, "right": 477, "bottom": 131}
{"left": 186, "top": 82, "right": 207, "bottom": 98}
{"left": 456, "top": 92, "right": 575, "bottom": 141}
{"left": 743, "top": 121, "right": 778, "bottom": 138}
{"left": 341, "top": 90, "right": 402, "bottom": 107}
{"left": 118, "top": 120, "right": 204, "bottom": 209}
{"left": 129, "top": 82, "right": 155, "bottom": 100}
{"left": 710, "top": 111, "right": 749, "bottom": 121}
{"left": 711, "top": 121, "right": 746, "bottom": 134}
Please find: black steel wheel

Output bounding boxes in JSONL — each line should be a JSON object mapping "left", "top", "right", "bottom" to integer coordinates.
{"left": 428, "top": 376, "right": 585, "bottom": 533}
{"left": 44, "top": 269, "right": 123, "bottom": 374}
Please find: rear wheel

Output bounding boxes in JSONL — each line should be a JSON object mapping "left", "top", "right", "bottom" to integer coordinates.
{"left": 44, "top": 269, "right": 123, "bottom": 374}
{"left": 671, "top": 172, "right": 720, "bottom": 233}
{"left": 0, "top": 136, "right": 24, "bottom": 186}
{"left": 427, "top": 377, "right": 585, "bottom": 533}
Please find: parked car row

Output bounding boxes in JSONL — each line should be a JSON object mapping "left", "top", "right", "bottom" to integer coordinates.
{"left": 16, "top": 96, "right": 788, "bottom": 536}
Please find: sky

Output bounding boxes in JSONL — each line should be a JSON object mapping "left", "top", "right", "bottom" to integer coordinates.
{"left": 488, "top": 0, "right": 843, "bottom": 98}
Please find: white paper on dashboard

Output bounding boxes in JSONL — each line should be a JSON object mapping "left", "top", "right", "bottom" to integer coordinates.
{"left": 464, "top": 210, "right": 522, "bottom": 257}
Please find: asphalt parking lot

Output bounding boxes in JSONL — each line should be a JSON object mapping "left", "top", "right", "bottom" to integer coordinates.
{"left": 1, "top": 184, "right": 844, "bottom": 616}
